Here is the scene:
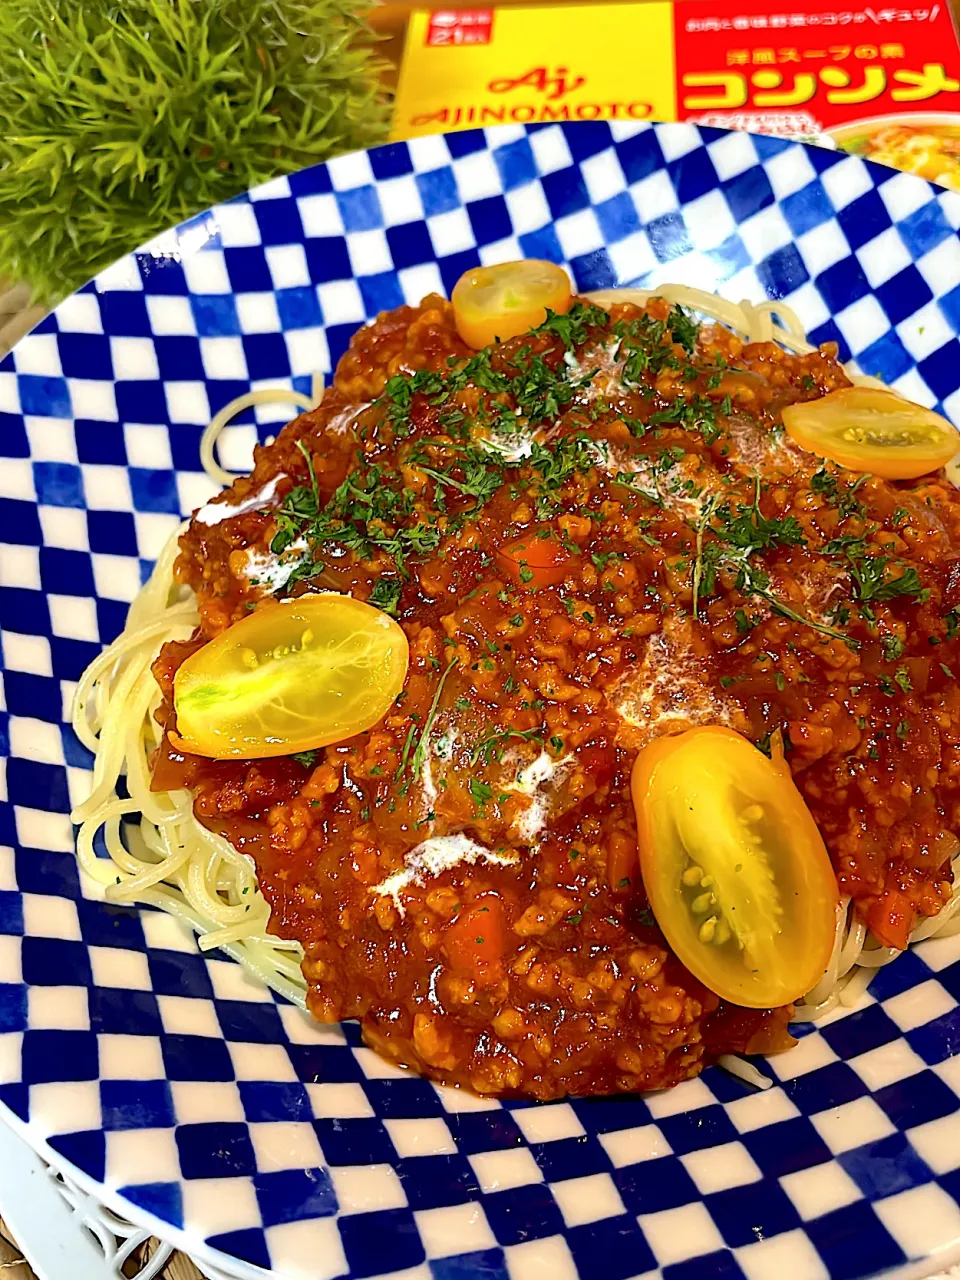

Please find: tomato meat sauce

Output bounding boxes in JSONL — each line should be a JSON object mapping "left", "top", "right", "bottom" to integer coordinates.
{"left": 155, "top": 291, "right": 960, "bottom": 1098}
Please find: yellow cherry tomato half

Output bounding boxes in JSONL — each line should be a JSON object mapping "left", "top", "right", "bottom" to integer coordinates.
{"left": 174, "top": 594, "right": 409, "bottom": 759}
{"left": 452, "top": 259, "right": 572, "bottom": 349}
{"left": 782, "top": 385, "right": 958, "bottom": 480}
{"left": 631, "top": 727, "right": 838, "bottom": 1009}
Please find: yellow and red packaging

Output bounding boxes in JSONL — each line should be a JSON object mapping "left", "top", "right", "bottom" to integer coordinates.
{"left": 387, "top": 0, "right": 960, "bottom": 188}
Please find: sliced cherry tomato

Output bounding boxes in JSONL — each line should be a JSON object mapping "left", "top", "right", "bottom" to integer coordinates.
{"left": 495, "top": 532, "right": 571, "bottom": 588}
{"left": 782, "top": 385, "right": 958, "bottom": 480}
{"left": 174, "top": 595, "right": 409, "bottom": 759}
{"left": 452, "top": 260, "right": 572, "bottom": 350}
{"left": 631, "top": 727, "right": 838, "bottom": 1009}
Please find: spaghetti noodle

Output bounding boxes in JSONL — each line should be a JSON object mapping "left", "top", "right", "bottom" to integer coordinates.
{"left": 198, "top": 375, "right": 324, "bottom": 487}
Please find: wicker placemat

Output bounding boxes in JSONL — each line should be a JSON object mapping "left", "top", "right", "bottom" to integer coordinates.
{"left": 0, "top": 1213, "right": 205, "bottom": 1278}
{"left": 0, "top": 281, "right": 44, "bottom": 360}
{"left": 0, "top": 1217, "right": 36, "bottom": 1279}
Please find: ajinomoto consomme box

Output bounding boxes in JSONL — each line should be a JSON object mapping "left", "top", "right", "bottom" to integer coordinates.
{"left": 381, "top": 0, "right": 960, "bottom": 190}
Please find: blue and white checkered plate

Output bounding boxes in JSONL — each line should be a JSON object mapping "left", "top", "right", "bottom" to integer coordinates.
{"left": 2, "top": 121, "right": 960, "bottom": 1280}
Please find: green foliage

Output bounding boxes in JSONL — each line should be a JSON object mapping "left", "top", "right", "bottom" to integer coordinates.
{"left": 0, "top": 0, "right": 389, "bottom": 303}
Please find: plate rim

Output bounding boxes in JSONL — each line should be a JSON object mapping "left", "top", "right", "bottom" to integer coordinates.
{"left": 2, "top": 119, "right": 960, "bottom": 1280}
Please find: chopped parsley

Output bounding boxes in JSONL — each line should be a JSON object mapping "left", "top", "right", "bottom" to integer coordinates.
{"left": 510, "top": 351, "right": 578, "bottom": 422}
{"left": 469, "top": 777, "right": 493, "bottom": 807}
{"left": 668, "top": 306, "right": 700, "bottom": 355}
{"left": 535, "top": 301, "right": 608, "bottom": 350}
{"left": 893, "top": 665, "right": 913, "bottom": 694}
{"left": 591, "top": 551, "right": 620, "bottom": 571}
{"left": 691, "top": 494, "right": 720, "bottom": 621}
{"left": 382, "top": 368, "right": 446, "bottom": 431}
{"left": 369, "top": 577, "right": 402, "bottom": 617}
{"left": 394, "top": 659, "right": 458, "bottom": 790}
{"left": 529, "top": 433, "right": 595, "bottom": 494}
{"left": 716, "top": 481, "right": 806, "bottom": 553}
{"left": 810, "top": 467, "right": 866, "bottom": 520}
{"left": 470, "top": 726, "right": 544, "bottom": 767}
{"left": 614, "top": 309, "right": 705, "bottom": 387}
{"left": 649, "top": 394, "right": 721, "bottom": 446}
{"left": 846, "top": 555, "right": 927, "bottom": 604}
{"left": 411, "top": 445, "right": 502, "bottom": 510}
{"left": 273, "top": 458, "right": 440, "bottom": 581}
{"left": 689, "top": 481, "right": 849, "bottom": 646}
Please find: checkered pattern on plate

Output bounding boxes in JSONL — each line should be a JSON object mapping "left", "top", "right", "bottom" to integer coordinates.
{"left": 1, "top": 122, "right": 960, "bottom": 1280}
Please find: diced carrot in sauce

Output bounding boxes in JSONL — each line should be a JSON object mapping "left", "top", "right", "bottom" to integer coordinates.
{"left": 607, "top": 830, "right": 637, "bottom": 893}
{"left": 865, "top": 888, "right": 914, "bottom": 951}
{"left": 496, "top": 532, "right": 571, "bottom": 588}
{"left": 442, "top": 896, "right": 505, "bottom": 985}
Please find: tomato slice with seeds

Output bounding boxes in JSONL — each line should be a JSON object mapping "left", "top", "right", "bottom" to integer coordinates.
{"left": 174, "top": 595, "right": 409, "bottom": 759}
{"left": 452, "top": 260, "right": 573, "bottom": 350}
{"left": 630, "top": 727, "right": 838, "bottom": 1009}
{"left": 782, "top": 385, "right": 958, "bottom": 480}
{"left": 496, "top": 532, "right": 571, "bottom": 588}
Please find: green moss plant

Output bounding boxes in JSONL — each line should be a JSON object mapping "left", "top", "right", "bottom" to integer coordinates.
{"left": 0, "top": 0, "right": 390, "bottom": 303}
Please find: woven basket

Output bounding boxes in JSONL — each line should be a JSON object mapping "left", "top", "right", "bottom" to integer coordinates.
{"left": 0, "top": 1216, "right": 205, "bottom": 1280}
{"left": 0, "top": 279, "right": 45, "bottom": 358}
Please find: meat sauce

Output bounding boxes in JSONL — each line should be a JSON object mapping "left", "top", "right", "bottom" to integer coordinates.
{"left": 153, "top": 294, "right": 960, "bottom": 1098}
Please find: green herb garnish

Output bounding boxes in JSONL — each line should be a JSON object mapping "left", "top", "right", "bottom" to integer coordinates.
{"left": 469, "top": 778, "right": 493, "bottom": 807}
{"left": 408, "top": 659, "right": 458, "bottom": 783}
{"left": 470, "top": 726, "right": 544, "bottom": 767}
{"left": 893, "top": 665, "right": 913, "bottom": 694}
{"left": 536, "top": 302, "right": 608, "bottom": 351}
{"left": 717, "top": 480, "right": 806, "bottom": 553}
{"left": 811, "top": 468, "right": 866, "bottom": 520}
{"left": 847, "top": 556, "right": 927, "bottom": 604}
{"left": 668, "top": 306, "right": 701, "bottom": 355}
{"left": 369, "top": 578, "right": 402, "bottom": 617}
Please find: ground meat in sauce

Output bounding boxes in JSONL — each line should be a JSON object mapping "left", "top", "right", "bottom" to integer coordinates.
{"left": 154, "top": 293, "right": 960, "bottom": 1099}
